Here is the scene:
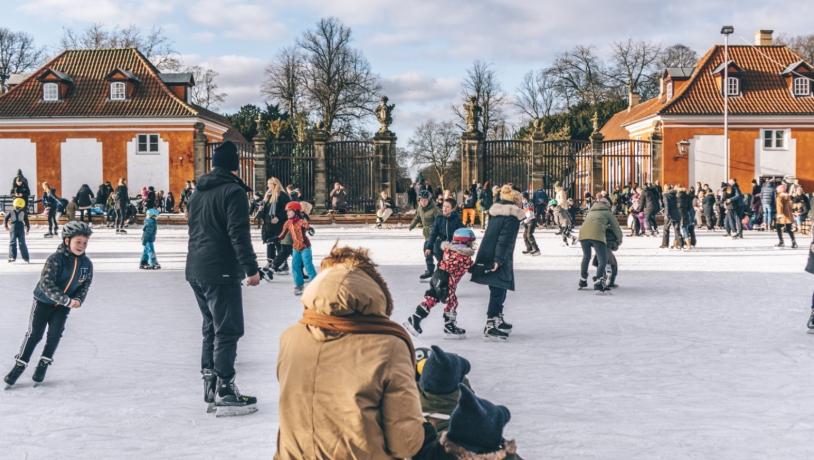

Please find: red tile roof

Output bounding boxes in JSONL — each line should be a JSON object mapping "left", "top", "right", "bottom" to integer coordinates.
{"left": 600, "top": 97, "right": 666, "bottom": 139}
{"left": 0, "top": 48, "right": 229, "bottom": 127}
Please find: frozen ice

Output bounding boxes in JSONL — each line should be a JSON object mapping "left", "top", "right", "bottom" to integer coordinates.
{"left": 0, "top": 224, "right": 812, "bottom": 459}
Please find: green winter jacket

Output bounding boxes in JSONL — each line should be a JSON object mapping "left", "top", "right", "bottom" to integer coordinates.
{"left": 419, "top": 378, "right": 472, "bottom": 432}
{"left": 578, "top": 201, "right": 623, "bottom": 245}
{"left": 410, "top": 202, "right": 440, "bottom": 240}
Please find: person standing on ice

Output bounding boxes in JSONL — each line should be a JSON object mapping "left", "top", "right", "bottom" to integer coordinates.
{"left": 4, "top": 221, "right": 93, "bottom": 387}
{"left": 426, "top": 198, "right": 464, "bottom": 272}
{"left": 410, "top": 189, "right": 440, "bottom": 280}
{"left": 805, "top": 232, "right": 814, "bottom": 332}
{"left": 578, "top": 197, "right": 623, "bottom": 292}
{"left": 5, "top": 197, "right": 31, "bottom": 263}
{"left": 185, "top": 141, "right": 261, "bottom": 416}
{"left": 470, "top": 185, "right": 523, "bottom": 341}
{"left": 774, "top": 183, "right": 797, "bottom": 248}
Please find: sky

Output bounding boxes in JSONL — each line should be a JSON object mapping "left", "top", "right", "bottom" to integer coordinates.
{"left": 3, "top": 0, "right": 814, "bottom": 138}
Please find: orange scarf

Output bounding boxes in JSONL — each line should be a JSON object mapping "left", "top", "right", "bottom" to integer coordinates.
{"left": 300, "top": 310, "right": 416, "bottom": 367}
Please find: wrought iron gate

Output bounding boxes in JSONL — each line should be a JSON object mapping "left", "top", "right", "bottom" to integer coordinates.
{"left": 326, "top": 141, "right": 377, "bottom": 213}
{"left": 204, "top": 142, "right": 255, "bottom": 186}
{"left": 266, "top": 141, "right": 315, "bottom": 202}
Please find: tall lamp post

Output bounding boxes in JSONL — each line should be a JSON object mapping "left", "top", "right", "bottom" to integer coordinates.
{"left": 721, "top": 25, "right": 734, "bottom": 180}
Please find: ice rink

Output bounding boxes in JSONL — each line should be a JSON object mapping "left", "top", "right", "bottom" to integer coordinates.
{"left": 0, "top": 223, "right": 812, "bottom": 459}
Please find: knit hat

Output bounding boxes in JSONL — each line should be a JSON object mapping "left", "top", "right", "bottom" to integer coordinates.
{"left": 452, "top": 228, "right": 476, "bottom": 244}
{"left": 212, "top": 141, "right": 239, "bottom": 171}
{"left": 285, "top": 201, "right": 302, "bottom": 212}
{"left": 419, "top": 345, "right": 471, "bottom": 394}
{"left": 447, "top": 384, "right": 511, "bottom": 454}
{"left": 146, "top": 208, "right": 160, "bottom": 217}
{"left": 548, "top": 199, "right": 558, "bottom": 207}
{"left": 498, "top": 184, "right": 519, "bottom": 204}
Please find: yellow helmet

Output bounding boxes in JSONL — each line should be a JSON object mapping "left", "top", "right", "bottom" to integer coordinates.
{"left": 12, "top": 198, "right": 25, "bottom": 209}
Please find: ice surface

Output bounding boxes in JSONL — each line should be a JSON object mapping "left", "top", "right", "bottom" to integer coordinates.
{"left": 0, "top": 224, "right": 812, "bottom": 459}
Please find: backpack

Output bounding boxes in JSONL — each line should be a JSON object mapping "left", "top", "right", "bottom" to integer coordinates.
{"left": 426, "top": 269, "right": 450, "bottom": 302}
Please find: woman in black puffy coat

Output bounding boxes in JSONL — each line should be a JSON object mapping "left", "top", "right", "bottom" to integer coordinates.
{"left": 260, "top": 177, "right": 290, "bottom": 268}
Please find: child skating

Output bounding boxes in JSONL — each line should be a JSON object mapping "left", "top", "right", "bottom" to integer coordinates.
{"left": 278, "top": 201, "right": 317, "bottom": 296}
{"left": 140, "top": 208, "right": 161, "bottom": 270}
{"left": 405, "top": 227, "right": 475, "bottom": 339}
{"left": 5, "top": 197, "right": 31, "bottom": 263}
{"left": 550, "top": 199, "right": 577, "bottom": 246}
{"left": 4, "top": 222, "right": 94, "bottom": 387}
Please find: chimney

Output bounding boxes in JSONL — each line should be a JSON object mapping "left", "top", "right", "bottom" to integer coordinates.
{"left": 756, "top": 29, "right": 773, "bottom": 46}
{"left": 628, "top": 91, "right": 641, "bottom": 110}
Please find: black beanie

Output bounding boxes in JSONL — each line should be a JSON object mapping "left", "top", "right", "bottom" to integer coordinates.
{"left": 447, "top": 384, "right": 511, "bottom": 454}
{"left": 419, "top": 345, "right": 471, "bottom": 394}
{"left": 212, "top": 141, "right": 239, "bottom": 171}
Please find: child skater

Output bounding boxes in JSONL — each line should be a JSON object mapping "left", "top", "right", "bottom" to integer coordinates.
{"left": 405, "top": 228, "right": 475, "bottom": 339}
{"left": 550, "top": 199, "right": 576, "bottom": 246}
{"left": 520, "top": 192, "right": 540, "bottom": 256}
{"left": 4, "top": 222, "right": 94, "bottom": 387}
{"left": 5, "top": 197, "right": 30, "bottom": 263}
{"left": 278, "top": 201, "right": 317, "bottom": 296}
{"left": 140, "top": 208, "right": 161, "bottom": 270}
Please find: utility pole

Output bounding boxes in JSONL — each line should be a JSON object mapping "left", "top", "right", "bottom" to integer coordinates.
{"left": 721, "top": 25, "right": 734, "bottom": 180}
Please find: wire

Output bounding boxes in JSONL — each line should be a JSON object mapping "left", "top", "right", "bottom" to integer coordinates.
{"left": 733, "top": 33, "right": 814, "bottom": 85}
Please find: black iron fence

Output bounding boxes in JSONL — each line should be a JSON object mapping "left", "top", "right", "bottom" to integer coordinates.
{"left": 482, "top": 140, "right": 532, "bottom": 192}
{"left": 601, "top": 140, "right": 653, "bottom": 192}
{"left": 326, "top": 141, "right": 378, "bottom": 213}
{"left": 205, "top": 142, "right": 255, "bottom": 186}
{"left": 267, "top": 141, "right": 315, "bottom": 202}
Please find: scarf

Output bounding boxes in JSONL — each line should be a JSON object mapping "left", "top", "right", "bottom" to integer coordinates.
{"left": 300, "top": 310, "right": 415, "bottom": 367}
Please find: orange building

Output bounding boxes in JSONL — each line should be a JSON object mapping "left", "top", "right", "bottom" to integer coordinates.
{"left": 0, "top": 48, "right": 236, "bottom": 201}
{"left": 600, "top": 30, "right": 814, "bottom": 191}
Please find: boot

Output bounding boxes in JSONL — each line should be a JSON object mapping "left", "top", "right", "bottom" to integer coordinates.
{"left": 808, "top": 310, "right": 814, "bottom": 334}
{"left": 792, "top": 240, "right": 798, "bottom": 249}
{"left": 483, "top": 318, "right": 509, "bottom": 341}
{"left": 404, "top": 305, "right": 430, "bottom": 337}
{"left": 775, "top": 241, "right": 785, "bottom": 248}
{"left": 419, "top": 270, "right": 434, "bottom": 280}
{"left": 496, "top": 313, "right": 513, "bottom": 332}
{"left": 578, "top": 278, "right": 588, "bottom": 289}
{"left": 214, "top": 375, "right": 257, "bottom": 416}
{"left": 32, "top": 357, "right": 52, "bottom": 384}
{"left": 4, "top": 359, "right": 26, "bottom": 386}
{"left": 443, "top": 311, "right": 466, "bottom": 339}
{"left": 202, "top": 369, "right": 217, "bottom": 404}
{"left": 594, "top": 276, "right": 608, "bottom": 292}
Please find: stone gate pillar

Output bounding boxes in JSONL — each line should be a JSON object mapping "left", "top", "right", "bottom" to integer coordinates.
{"left": 374, "top": 131, "right": 397, "bottom": 200}
{"left": 252, "top": 116, "right": 268, "bottom": 193}
{"left": 312, "top": 129, "right": 329, "bottom": 212}
{"left": 530, "top": 120, "right": 546, "bottom": 190}
{"left": 650, "top": 130, "right": 663, "bottom": 186}
{"left": 461, "top": 131, "right": 484, "bottom": 188}
{"left": 193, "top": 122, "right": 207, "bottom": 179}
{"left": 590, "top": 129, "right": 605, "bottom": 197}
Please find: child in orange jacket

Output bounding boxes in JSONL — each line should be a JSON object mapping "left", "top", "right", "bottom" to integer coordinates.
{"left": 278, "top": 201, "right": 317, "bottom": 296}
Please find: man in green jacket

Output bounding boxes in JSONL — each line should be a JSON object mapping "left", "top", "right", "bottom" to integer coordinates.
{"left": 578, "top": 197, "right": 623, "bottom": 291}
{"left": 410, "top": 190, "right": 440, "bottom": 279}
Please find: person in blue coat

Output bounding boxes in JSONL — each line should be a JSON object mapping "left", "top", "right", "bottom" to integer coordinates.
{"left": 140, "top": 208, "right": 160, "bottom": 269}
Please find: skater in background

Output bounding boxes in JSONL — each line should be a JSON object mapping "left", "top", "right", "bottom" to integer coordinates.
{"left": 165, "top": 191, "right": 175, "bottom": 213}
{"left": 761, "top": 178, "right": 777, "bottom": 231}
{"left": 3, "top": 222, "right": 94, "bottom": 387}
{"left": 775, "top": 184, "right": 798, "bottom": 248}
{"left": 461, "top": 189, "right": 477, "bottom": 227}
{"left": 578, "top": 197, "right": 623, "bottom": 291}
{"left": 139, "top": 208, "right": 161, "bottom": 270}
{"left": 375, "top": 190, "right": 395, "bottom": 228}
{"left": 260, "top": 177, "right": 290, "bottom": 270}
{"left": 405, "top": 228, "right": 476, "bottom": 339}
{"left": 75, "top": 183, "right": 94, "bottom": 224}
{"left": 550, "top": 199, "right": 576, "bottom": 246}
{"left": 41, "top": 182, "right": 59, "bottom": 238}
{"left": 10, "top": 170, "right": 30, "bottom": 208}
{"left": 660, "top": 185, "right": 683, "bottom": 249}
{"left": 805, "top": 232, "right": 814, "bottom": 332}
{"left": 471, "top": 185, "right": 523, "bottom": 341}
{"left": 426, "top": 198, "right": 464, "bottom": 271}
{"left": 410, "top": 189, "right": 440, "bottom": 280}
{"left": 478, "top": 180, "right": 492, "bottom": 229}
{"left": 275, "top": 245, "right": 434, "bottom": 459}
{"left": 278, "top": 201, "right": 317, "bottom": 296}
{"left": 702, "top": 184, "right": 717, "bottom": 231}
{"left": 185, "top": 141, "right": 261, "bottom": 416}
{"left": 520, "top": 192, "right": 540, "bottom": 256}
{"left": 114, "top": 177, "right": 129, "bottom": 234}
{"left": 792, "top": 185, "right": 810, "bottom": 234}
{"left": 5, "top": 197, "right": 30, "bottom": 263}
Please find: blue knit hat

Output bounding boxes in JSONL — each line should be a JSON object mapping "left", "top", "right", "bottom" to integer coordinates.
{"left": 419, "top": 345, "right": 471, "bottom": 394}
{"left": 447, "top": 384, "right": 511, "bottom": 454}
{"left": 212, "top": 141, "right": 239, "bottom": 171}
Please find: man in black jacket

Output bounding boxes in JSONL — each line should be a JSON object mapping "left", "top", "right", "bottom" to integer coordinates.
{"left": 660, "top": 186, "right": 683, "bottom": 248}
{"left": 186, "top": 141, "right": 261, "bottom": 416}
{"left": 425, "top": 198, "right": 463, "bottom": 262}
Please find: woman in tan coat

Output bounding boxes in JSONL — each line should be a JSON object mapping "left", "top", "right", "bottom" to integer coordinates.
{"left": 276, "top": 246, "right": 430, "bottom": 460}
{"left": 775, "top": 184, "right": 798, "bottom": 248}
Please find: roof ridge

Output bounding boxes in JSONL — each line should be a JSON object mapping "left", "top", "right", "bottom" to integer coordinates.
{"left": 659, "top": 45, "right": 718, "bottom": 114}
{"left": 128, "top": 48, "right": 199, "bottom": 117}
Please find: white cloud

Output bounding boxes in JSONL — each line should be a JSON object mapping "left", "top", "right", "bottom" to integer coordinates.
{"left": 381, "top": 72, "right": 459, "bottom": 104}
{"left": 185, "top": 0, "right": 287, "bottom": 40}
{"left": 17, "top": 0, "right": 175, "bottom": 25}
{"left": 181, "top": 54, "right": 268, "bottom": 113}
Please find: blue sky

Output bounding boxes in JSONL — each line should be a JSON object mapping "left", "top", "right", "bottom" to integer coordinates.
{"left": 4, "top": 0, "right": 814, "bottom": 137}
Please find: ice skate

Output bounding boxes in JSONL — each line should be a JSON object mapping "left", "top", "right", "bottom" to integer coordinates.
{"left": 594, "top": 277, "right": 611, "bottom": 295}
{"left": 32, "top": 357, "right": 52, "bottom": 385}
{"left": 443, "top": 312, "right": 466, "bottom": 339}
{"left": 775, "top": 242, "right": 785, "bottom": 248}
{"left": 404, "top": 305, "right": 430, "bottom": 337}
{"left": 258, "top": 267, "right": 274, "bottom": 283}
{"left": 808, "top": 311, "right": 814, "bottom": 334}
{"left": 4, "top": 359, "right": 26, "bottom": 388}
{"left": 294, "top": 286, "right": 304, "bottom": 296}
{"left": 214, "top": 376, "right": 257, "bottom": 417}
{"left": 43, "top": 233, "right": 53, "bottom": 238}
{"left": 495, "top": 314, "right": 513, "bottom": 333}
{"left": 202, "top": 369, "right": 217, "bottom": 413}
{"left": 578, "top": 278, "right": 588, "bottom": 290}
{"left": 419, "top": 270, "right": 433, "bottom": 281}
{"left": 792, "top": 241, "right": 798, "bottom": 249}
{"left": 483, "top": 319, "right": 509, "bottom": 342}
{"left": 139, "top": 263, "right": 151, "bottom": 270}
{"left": 529, "top": 250, "right": 541, "bottom": 256}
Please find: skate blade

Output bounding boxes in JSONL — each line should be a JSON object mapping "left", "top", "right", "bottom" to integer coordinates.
{"left": 443, "top": 334, "right": 466, "bottom": 340}
{"left": 403, "top": 322, "right": 420, "bottom": 338}
{"left": 482, "top": 335, "right": 508, "bottom": 342}
{"left": 214, "top": 405, "right": 258, "bottom": 417}
{"left": 807, "top": 328, "right": 814, "bottom": 335}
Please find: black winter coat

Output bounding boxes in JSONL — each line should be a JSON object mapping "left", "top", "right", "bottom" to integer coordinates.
{"left": 260, "top": 192, "right": 290, "bottom": 243}
{"left": 425, "top": 212, "right": 464, "bottom": 251}
{"left": 662, "top": 190, "right": 680, "bottom": 221}
{"left": 145, "top": 191, "right": 157, "bottom": 210}
{"left": 114, "top": 185, "right": 129, "bottom": 208}
{"left": 33, "top": 244, "right": 93, "bottom": 306}
{"left": 641, "top": 187, "right": 659, "bottom": 213}
{"left": 76, "top": 185, "right": 94, "bottom": 207}
{"left": 185, "top": 168, "right": 258, "bottom": 284}
{"left": 806, "top": 234, "right": 814, "bottom": 275}
{"left": 470, "top": 202, "right": 524, "bottom": 291}
{"left": 761, "top": 183, "right": 776, "bottom": 208}
{"left": 95, "top": 185, "right": 110, "bottom": 205}
{"left": 11, "top": 182, "right": 30, "bottom": 200}
{"left": 702, "top": 192, "right": 716, "bottom": 213}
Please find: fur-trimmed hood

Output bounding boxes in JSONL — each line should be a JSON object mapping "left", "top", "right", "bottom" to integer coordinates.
{"left": 441, "top": 241, "right": 476, "bottom": 257}
{"left": 440, "top": 433, "right": 519, "bottom": 459}
{"left": 488, "top": 202, "right": 525, "bottom": 220}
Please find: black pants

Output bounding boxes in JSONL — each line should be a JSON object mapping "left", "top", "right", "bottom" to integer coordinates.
{"left": 79, "top": 207, "right": 91, "bottom": 223}
{"left": 47, "top": 211, "right": 58, "bottom": 235}
{"left": 646, "top": 211, "right": 658, "bottom": 233}
{"left": 424, "top": 247, "right": 440, "bottom": 274}
{"left": 661, "top": 218, "right": 684, "bottom": 247}
{"left": 265, "top": 238, "right": 281, "bottom": 266}
{"left": 776, "top": 223, "right": 795, "bottom": 244}
{"left": 593, "top": 250, "right": 618, "bottom": 284}
{"left": 703, "top": 210, "right": 715, "bottom": 230}
{"left": 580, "top": 240, "right": 607, "bottom": 281}
{"left": 523, "top": 222, "right": 539, "bottom": 252}
{"left": 272, "top": 244, "right": 293, "bottom": 271}
{"left": 190, "top": 281, "right": 244, "bottom": 379}
{"left": 16, "top": 300, "right": 70, "bottom": 363}
{"left": 487, "top": 286, "right": 507, "bottom": 318}
{"left": 8, "top": 227, "right": 29, "bottom": 261}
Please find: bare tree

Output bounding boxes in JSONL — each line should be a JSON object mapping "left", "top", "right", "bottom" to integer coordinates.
{"left": 546, "top": 46, "right": 608, "bottom": 107}
{"left": 0, "top": 28, "right": 46, "bottom": 91}
{"left": 777, "top": 34, "right": 814, "bottom": 64}
{"left": 60, "top": 23, "right": 181, "bottom": 71}
{"left": 452, "top": 60, "right": 506, "bottom": 139}
{"left": 408, "top": 120, "right": 459, "bottom": 191}
{"left": 298, "top": 17, "right": 381, "bottom": 135}
{"left": 514, "top": 69, "right": 558, "bottom": 122}
{"left": 605, "top": 39, "right": 662, "bottom": 98}
{"left": 658, "top": 44, "right": 699, "bottom": 69}
{"left": 188, "top": 65, "right": 226, "bottom": 111}
{"left": 262, "top": 46, "right": 307, "bottom": 118}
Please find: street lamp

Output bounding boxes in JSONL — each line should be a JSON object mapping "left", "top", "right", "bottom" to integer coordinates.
{"left": 676, "top": 139, "right": 690, "bottom": 159}
{"left": 721, "top": 25, "right": 734, "bottom": 180}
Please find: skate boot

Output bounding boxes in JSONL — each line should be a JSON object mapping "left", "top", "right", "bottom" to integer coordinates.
{"left": 529, "top": 248, "right": 541, "bottom": 256}
{"left": 214, "top": 375, "right": 258, "bottom": 417}
{"left": 522, "top": 248, "right": 532, "bottom": 254}
{"left": 275, "top": 262, "right": 290, "bottom": 276}
{"left": 151, "top": 263, "right": 161, "bottom": 270}
{"left": 294, "top": 285, "right": 304, "bottom": 296}
{"left": 578, "top": 278, "right": 588, "bottom": 290}
{"left": 139, "top": 262, "right": 151, "bottom": 270}
{"left": 483, "top": 318, "right": 509, "bottom": 341}
{"left": 594, "top": 277, "right": 608, "bottom": 293}
{"left": 4, "top": 359, "right": 26, "bottom": 387}
{"left": 202, "top": 369, "right": 217, "bottom": 413}
{"left": 32, "top": 357, "right": 52, "bottom": 384}
{"left": 404, "top": 304, "right": 430, "bottom": 337}
{"left": 419, "top": 270, "right": 434, "bottom": 280}
{"left": 443, "top": 311, "right": 466, "bottom": 339}
{"left": 775, "top": 241, "right": 785, "bottom": 248}
{"left": 808, "top": 310, "right": 814, "bottom": 334}
{"left": 496, "top": 314, "right": 513, "bottom": 333}
{"left": 792, "top": 241, "right": 798, "bottom": 249}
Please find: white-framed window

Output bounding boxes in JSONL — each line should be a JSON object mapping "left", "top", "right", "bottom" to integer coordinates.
{"left": 43, "top": 82, "right": 59, "bottom": 101}
{"left": 762, "top": 129, "right": 787, "bottom": 150}
{"left": 726, "top": 76, "right": 740, "bottom": 96}
{"left": 137, "top": 134, "right": 160, "bottom": 154}
{"left": 793, "top": 77, "right": 811, "bottom": 96}
{"left": 110, "top": 82, "right": 126, "bottom": 101}
{"left": 666, "top": 81, "right": 673, "bottom": 100}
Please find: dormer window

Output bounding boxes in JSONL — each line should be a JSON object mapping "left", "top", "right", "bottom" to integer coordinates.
{"left": 726, "top": 76, "right": 740, "bottom": 96}
{"left": 110, "top": 82, "right": 126, "bottom": 101}
{"left": 43, "top": 82, "right": 59, "bottom": 101}
{"left": 793, "top": 77, "right": 811, "bottom": 96}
